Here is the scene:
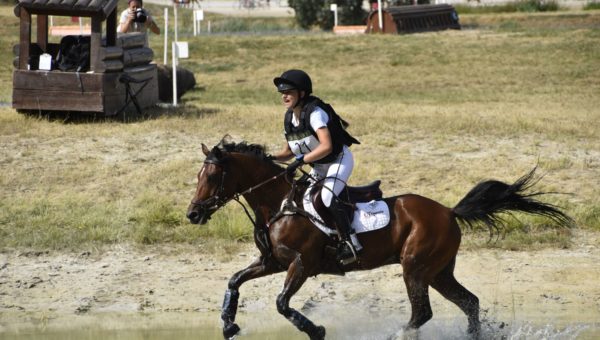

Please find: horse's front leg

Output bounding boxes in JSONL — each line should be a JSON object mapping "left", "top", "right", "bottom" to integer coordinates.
{"left": 276, "top": 251, "right": 326, "bottom": 340}
{"left": 221, "top": 257, "right": 282, "bottom": 339}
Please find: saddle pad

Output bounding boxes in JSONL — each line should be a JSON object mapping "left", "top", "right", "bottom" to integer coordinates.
{"left": 352, "top": 200, "right": 391, "bottom": 233}
{"left": 302, "top": 190, "right": 390, "bottom": 235}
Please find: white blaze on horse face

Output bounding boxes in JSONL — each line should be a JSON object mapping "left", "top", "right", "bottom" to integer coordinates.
{"left": 195, "top": 165, "right": 209, "bottom": 199}
{"left": 196, "top": 163, "right": 222, "bottom": 199}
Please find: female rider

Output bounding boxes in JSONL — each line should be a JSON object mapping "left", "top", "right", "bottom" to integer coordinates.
{"left": 271, "top": 69, "right": 362, "bottom": 264}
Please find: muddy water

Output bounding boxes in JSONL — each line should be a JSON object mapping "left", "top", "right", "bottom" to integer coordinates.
{"left": 1, "top": 310, "right": 598, "bottom": 340}
{"left": 1, "top": 234, "right": 599, "bottom": 339}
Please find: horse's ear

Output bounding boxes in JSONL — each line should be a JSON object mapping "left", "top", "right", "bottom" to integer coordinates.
{"left": 201, "top": 143, "right": 210, "bottom": 156}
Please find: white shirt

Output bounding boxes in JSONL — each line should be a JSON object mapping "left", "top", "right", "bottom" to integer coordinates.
{"left": 287, "top": 107, "right": 329, "bottom": 156}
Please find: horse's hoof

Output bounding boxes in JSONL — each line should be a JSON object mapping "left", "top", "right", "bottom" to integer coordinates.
{"left": 309, "top": 325, "right": 326, "bottom": 340}
{"left": 467, "top": 323, "right": 481, "bottom": 339}
{"left": 390, "top": 327, "right": 418, "bottom": 340}
{"left": 223, "top": 323, "right": 240, "bottom": 339}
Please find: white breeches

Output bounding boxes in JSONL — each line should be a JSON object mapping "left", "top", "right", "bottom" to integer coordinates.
{"left": 309, "top": 145, "right": 354, "bottom": 207}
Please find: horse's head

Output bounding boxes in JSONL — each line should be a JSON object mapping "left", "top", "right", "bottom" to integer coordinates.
{"left": 186, "top": 143, "right": 235, "bottom": 225}
{"left": 187, "top": 138, "right": 288, "bottom": 225}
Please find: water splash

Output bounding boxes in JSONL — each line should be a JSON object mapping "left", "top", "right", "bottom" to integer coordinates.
{"left": 292, "top": 303, "right": 596, "bottom": 340}
{"left": 507, "top": 322, "right": 590, "bottom": 340}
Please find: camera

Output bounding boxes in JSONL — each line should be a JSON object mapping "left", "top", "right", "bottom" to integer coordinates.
{"left": 133, "top": 8, "right": 147, "bottom": 23}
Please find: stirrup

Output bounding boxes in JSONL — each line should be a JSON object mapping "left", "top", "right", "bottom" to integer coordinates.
{"left": 338, "top": 240, "right": 359, "bottom": 265}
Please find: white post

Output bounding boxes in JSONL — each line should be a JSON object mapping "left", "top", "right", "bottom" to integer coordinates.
{"left": 49, "top": 15, "right": 53, "bottom": 28}
{"left": 377, "top": 0, "right": 383, "bottom": 31}
{"left": 193, "top": 11, "right": 197, "bottom": 36}
{"left": 208, "top": 20, "right": 211, "bottom": 34}
{"left": 79, "top": 16, "right": 83, "bottom": 34}
{"left": 164, "top": 7, "right": 169, "bottom": 65}
{"left": 172, "top": 42, "right": 178, "bottom": 107}
{"left": 174, "top": 3, "right": 178, "bottom": 43}
{"left": 330, "top": 4, "right": 338, "bottom": 27}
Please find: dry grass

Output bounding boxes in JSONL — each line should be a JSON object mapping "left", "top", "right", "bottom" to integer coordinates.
{"left": 1, "top": 6, "right": 599, "bottom": 250}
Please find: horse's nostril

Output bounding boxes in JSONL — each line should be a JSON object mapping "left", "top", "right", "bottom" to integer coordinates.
{"left": 187, "top": 211, "right": 199, "bottom": 220}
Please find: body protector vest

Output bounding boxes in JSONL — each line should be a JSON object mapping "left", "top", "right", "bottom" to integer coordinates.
{"left": 284, "top": 96, "right": 360, "bottom": 164}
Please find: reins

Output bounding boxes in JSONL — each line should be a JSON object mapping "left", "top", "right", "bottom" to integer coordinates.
{"left": 230, "top": 169, "right": 290, "bottom": 227}
{"left": 190, "top": 158, "right": 348, "bottom": 232}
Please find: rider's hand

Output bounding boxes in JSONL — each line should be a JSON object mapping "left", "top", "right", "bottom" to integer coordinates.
{"left": 286, "top": 154, "right": 304, "bottom": 174}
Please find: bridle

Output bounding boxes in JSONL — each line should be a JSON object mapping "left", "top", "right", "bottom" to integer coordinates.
{"left": 189, "top": 159, "right": 229, "bottom": 212}
{"left": 189, "top": 158, "right": 289, "bottom": 225}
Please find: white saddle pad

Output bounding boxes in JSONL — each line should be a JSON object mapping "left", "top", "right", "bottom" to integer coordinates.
{"left": 301, "top": 190, "right": 390, "bottom": 236}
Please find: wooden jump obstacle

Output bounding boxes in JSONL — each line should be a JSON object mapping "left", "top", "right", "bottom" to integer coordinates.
{"left": 13, "top": 0, "right": 158, "bottom": 116}
{"left": 366, "top": 4, "right": 461, "bottom": 34}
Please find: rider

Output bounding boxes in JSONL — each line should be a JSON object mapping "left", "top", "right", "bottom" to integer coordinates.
{"left": 270, "top": 69, "right": 362, "bottom": 264}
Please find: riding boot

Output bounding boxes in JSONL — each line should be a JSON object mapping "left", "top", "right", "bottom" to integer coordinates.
{"left": 329, "top": 198, "right": 362, "bottom": 265}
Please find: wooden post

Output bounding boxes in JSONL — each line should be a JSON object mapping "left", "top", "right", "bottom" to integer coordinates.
{"left": 19, "top": 8, "right": 31, "bottom": 70}
{"left": 106, "top": 9, "right": 117, "bottom": 46}
{"left": 36, "top": 15, "right": 48, "bottom": 51}
{"left": 90, "top": 16, "right": 102, "bottom": 72}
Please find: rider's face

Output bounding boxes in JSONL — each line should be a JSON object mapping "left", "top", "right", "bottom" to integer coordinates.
{"left": 129, "top": 0, "right": 142, "bottom": 11}
{"left": 280, "top": 89, "right": 302, "bottom": 110}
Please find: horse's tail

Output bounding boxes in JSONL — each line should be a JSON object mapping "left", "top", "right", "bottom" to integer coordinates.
{"left": 452, "top": 167, "right": 573, "bottom": 232}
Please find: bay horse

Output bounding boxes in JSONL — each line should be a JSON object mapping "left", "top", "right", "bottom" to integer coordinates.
{"left": 186, "top": 139, "right": 572, "bottom": 340}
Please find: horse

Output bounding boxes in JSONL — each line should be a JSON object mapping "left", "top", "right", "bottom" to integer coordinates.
{"left": 186, "top": 139, "right": 572, "bottom": 340}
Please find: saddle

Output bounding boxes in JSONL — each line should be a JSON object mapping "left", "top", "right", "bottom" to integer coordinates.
{"left": 308, "top": 180, "right": 383, "bottom": 230}
{"left": 345, "top": 180, "right": 383, "bottom": 203}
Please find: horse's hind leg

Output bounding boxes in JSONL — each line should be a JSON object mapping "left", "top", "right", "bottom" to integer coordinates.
{"left": 403, "top": 273, "right": 433, "bottom": 330}
{"left": 431, "top": 257, "right": 480, "bottom": 335}
{"left": 402, "top": 252, "right": 433, "bottom": 329}
{"left": 276, "top": 253, "right": 325, "bottom": 340}
{"left": 221, "top": 257, "right": 282, "bottom": 339}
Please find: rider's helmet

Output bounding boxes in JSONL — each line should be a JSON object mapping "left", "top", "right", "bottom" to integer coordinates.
{"left": 273, "top": 69, "right": 312, "bottom": 95}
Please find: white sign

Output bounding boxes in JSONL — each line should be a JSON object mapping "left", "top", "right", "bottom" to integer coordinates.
{"left": 175, "top": 41, "right": 189, "bottom": 59}
{"left": 195, "top": 10, "right": 204, "bottom": 21}
{"left": 39, "top": 53, "right": 52, "bottom": 70}
{"left": 330, "top": 4, "right": 337, "bottom": 11}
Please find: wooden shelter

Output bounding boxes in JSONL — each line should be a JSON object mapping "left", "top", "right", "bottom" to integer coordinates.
{"left": 366, "top": 5, "right": 461, "bottom": 34}
{"left": 13, "top": 0, "right": 158, "bottom": 116}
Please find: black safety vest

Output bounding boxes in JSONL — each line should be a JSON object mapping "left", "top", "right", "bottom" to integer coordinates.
{"left": 284, "top": 96, "right": 360, "bottom": 164}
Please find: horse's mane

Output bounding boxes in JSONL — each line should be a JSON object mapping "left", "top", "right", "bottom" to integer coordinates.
{"left": 214, "top": 137, "right": 283, "bottom": 169}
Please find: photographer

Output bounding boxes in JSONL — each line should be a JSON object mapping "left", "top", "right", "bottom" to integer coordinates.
{"left": 117, "top": 0, "right": 160, "bottom": 36}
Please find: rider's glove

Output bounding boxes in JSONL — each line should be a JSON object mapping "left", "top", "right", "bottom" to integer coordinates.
{"left": 286, "top": 154, "right": 304, "bottom": 174}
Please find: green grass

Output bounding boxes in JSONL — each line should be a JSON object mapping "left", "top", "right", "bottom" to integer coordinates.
{"left": 1, "top": 6, "right": 599, "bottom": 251}
{"left": 584, "top": 1, "right": 600, "bottom": 10}
{"left": 455, "top": 0, "right": 560, "bottom": 14}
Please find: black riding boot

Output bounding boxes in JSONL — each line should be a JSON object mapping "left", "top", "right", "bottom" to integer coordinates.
{"left": 329, "top": 198, "right": 362, "bottom": 265}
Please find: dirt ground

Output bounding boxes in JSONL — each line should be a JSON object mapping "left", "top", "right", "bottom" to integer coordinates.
{"left": 1, "top": 230, "right": 599, "bottom": 339}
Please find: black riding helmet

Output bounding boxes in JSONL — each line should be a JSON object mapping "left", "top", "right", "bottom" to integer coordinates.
{"left": 273, "top": 69, "right": 313, "bottom": 95}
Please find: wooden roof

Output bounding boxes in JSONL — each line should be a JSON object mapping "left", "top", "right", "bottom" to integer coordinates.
{"left": 15, "top": 0, "right": 118, "bottom": 18}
